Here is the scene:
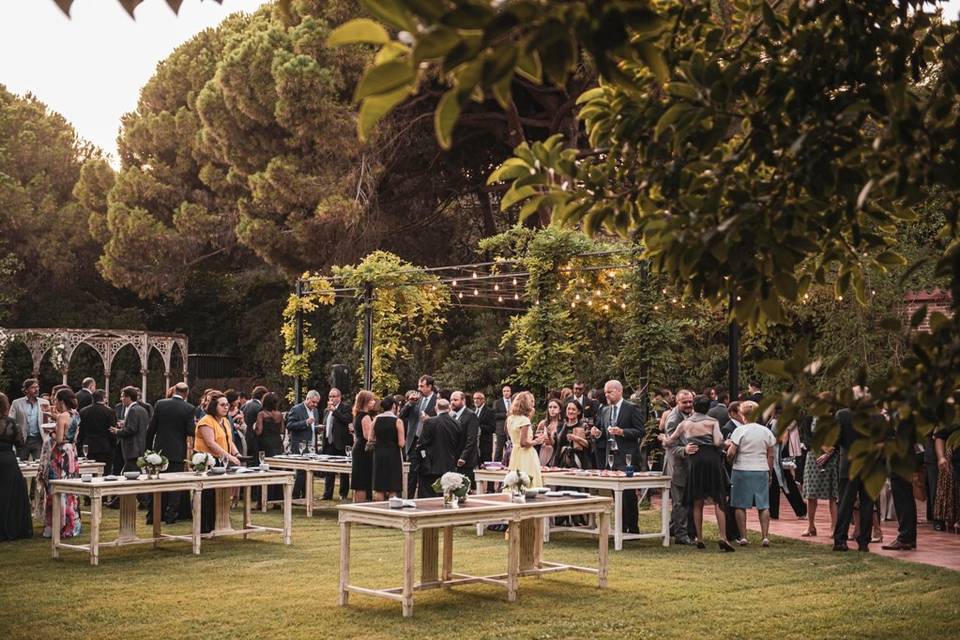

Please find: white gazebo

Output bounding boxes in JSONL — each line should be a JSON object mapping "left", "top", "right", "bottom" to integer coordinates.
{"left": 1, "top": 328, "right": 188, "bottom": 401}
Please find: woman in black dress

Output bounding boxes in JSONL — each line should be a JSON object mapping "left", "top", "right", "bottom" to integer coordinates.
{"left": 256, "top": 392, "right": 285, "bottom": 501}
{"left": 350, "top": 390, "right": 378, "bottom": 503}
{"left": 552, "top": 400, "right": 593, "bottom": 470}
{"left": 0, "top": 393, "right": 33, "bottom": 541}
{"left": 372, "top": 396, "right": 406, "bottom": 501}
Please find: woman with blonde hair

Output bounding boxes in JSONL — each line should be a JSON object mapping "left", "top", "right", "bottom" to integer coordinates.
{"left": 350, "top": 390, "right": 379, "bottom": 502}
{"left": 506, "top": 391, "right": 544, "bottom": 488}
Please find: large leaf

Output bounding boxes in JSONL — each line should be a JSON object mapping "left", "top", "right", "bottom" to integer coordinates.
{"left": 361, "top": 0, "right": 415, "bottom": 31}
{"left": 354, "top": 60, "right": 415, "bottom": 102}
{"left": 358, "top": 85, "right": 413, "bottom": 140}
{"left": 434, "top": 89, "right": 463, "bottom": 150}
{"left": 327, "top": 19, "right": 391, "bottom": 47}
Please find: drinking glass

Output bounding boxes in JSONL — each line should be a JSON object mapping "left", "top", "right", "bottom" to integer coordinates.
{"left": 298, "top": 442, "right": 306, "bottom": 456}
{"left": 345, "top": 447, "right": 353, "bottom": 463}
{"left": 606, "top": 451, "right": 614, "bottom": 470}
{"left": 625, "top": 453, "right": 633, "bottom": 468}
{"left": 258, "top": 451, "right": 266, "bottom": 466}
{"left": 82, "top": 445, "right": 89, "bottom": 459}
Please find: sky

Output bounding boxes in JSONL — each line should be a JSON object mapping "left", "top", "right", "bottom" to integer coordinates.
{"left": 0, "top": 0, "right": 268, "bottom": 163}
{"left": 1, "top": 0, "right": 958, "bottom": 164}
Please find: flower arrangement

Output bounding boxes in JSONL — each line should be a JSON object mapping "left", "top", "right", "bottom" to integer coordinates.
{"left": 432, "top": 471, "right": 471, "bottom": 507}
{"left": 137, "top": 449, "right": 168, "bottom": 478}
{"left": 49, "top": 343, "right": 67, "bottom": 373}
{"left": 503, "top": 470, "right": 531, "bottom": 502}
{"left": 191, "top": 451, "right": 216, "bottom": 473}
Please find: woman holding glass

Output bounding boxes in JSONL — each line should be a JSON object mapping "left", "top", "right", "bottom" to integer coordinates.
{"left": 505, "top": 391, "right": 544, "bottom": 488}
{"left": 553, "top": 400, "right": 593, "bottom": 469}
{"left": 536, "top": 398, "right": 561, "bottom": 466}
{"left": 38, "top": 388, "right": 81, "bottom": 538}
{"left": 195, "top": 391, "right": 241, "bottom": 534}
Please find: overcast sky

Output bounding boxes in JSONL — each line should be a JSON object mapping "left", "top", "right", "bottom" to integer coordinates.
{"left": 1, "top": 0, "right": 958, "bottom": 164}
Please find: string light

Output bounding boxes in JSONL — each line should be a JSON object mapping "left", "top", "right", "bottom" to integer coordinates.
{"left": 498, "top": 295, "right": 503, "bottom": 303}
{"left": 736, "top": 296, "right": 741, "bottom": 301}
{"left": 603, "top": 304, "right": 610, "bottom": 311}
{"left": 458, "top": 292, "right": 463, "bottom": 299}
{"left": 473, "top": 288, "right": 479, "bottom": 296}
{"left": 514, "top": 293, "right": 519, "bottom": 300}
{"left": 472, "top": 272, "right": 477, "bottom": 279}
{"left": 452, "top": 280, "right": 458, "bottom": 287}
{"left": 575, "top": 294, "right": 581, "bottom": 301}
{"left": 512, "top": 278, "right": 518, "bottom": 286}
{"left": 620, "top": 303, "right": 627, "bottom": 309}
{"left": 494, "top": 284, "right": 499, "bottom": 291}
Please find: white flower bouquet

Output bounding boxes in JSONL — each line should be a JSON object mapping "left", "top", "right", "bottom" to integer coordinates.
{"left": 191, "top": 451, "right": 216, "bottom": 473}
{"left": 137, "top": 449, "right": 169, "bottom": 477}
{"left": 503, "top": 470, "right": 531, "bottom": 502}
{"left": 432, "top": 471, "right": 471, "bottom": 506}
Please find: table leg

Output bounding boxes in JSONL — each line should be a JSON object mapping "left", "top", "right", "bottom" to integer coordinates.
{"left": 614, "top": 489, "right": 623, "bottom": 551}
{"left": 402, "top": 529, "right": 415, "bottom": 617}
{"left": 305, "top": 470, "right": 314, "bottom": 517}
{"left": 421, "top": 529, "right": 439, "bottom": 584}
{"left": 507, "top": 520, "right": 520, "bottom": 602}
{"left": 118, "top": 494, "right": 137, "bottom": 542}
{"left": 338, "top": 521, "right": 351, "bottom": 606}
{"left": 261, "top": 483, "right": 268, "bottom": 512}
{"left": 90, "top": 494, "right": 102, "bottom": 566}
{"left": 243, "top": 486, "right": 252, "bottom": 539}
{"left": 192, "top": 489, "right": 202, "bottom": 555}
{"left": 661, "top": 484, "right": 671, "bottom": 547}
{"left": 533, "top": 518, "right": 544, "bottom": 571}
{"left": 51, "top": 489, "right": 61, "bottom": 559}
{"left": 442, "top": 526, "right": 454, "bottom": 584}
{"left": 214, "top": 487, "right": 232, "bottom": 534}
{"left": 402, "top": 468, "right": 408, "bottom": 499}
{"left": 598, "top": 508, "right": 610, "bottom": 588}
{"left": 152, "top": 491, "right": 161, "bottom": 548}
{"left": 283, "top": 482, "right": 293, "bottom": 545}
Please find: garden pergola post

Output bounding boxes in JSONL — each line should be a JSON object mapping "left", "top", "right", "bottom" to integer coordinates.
{"left": 728, "top": 291, "right": 740, "bottom": 401}
{"left": 294, "top": 279, "right": 304, "bottom": 404}
{"left": 362, "top": 283, "right": 373, "bottom": 390}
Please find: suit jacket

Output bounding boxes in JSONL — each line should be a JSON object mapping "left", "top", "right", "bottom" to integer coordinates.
{"left": 596, "top": 399, "right": 644, "bottom": 459}
{"left": 454, "top": 408, "right": 480, "bottom": 469}
{"left": 76, "top": 388, "right": 94, "bottom": 412}
{"left": 8, "top": 397, "right": 42, "bottom": 442}
{"left": 473, "top": 404, "right": 496, "bottom": 437}
{"left": 77, "top": 403, "right": 117, "bottom": 456}
{"left": 571, "top": 395, "right": 599, "bottom": 422}
{"left": 116, "top": 402, "right": 149, "bottom": 460}
{"left": 707, "top": 403, "right": 729, "bottom": 428}
{"left": 285, "top": 402, "right": 319, "bottom": 446}
{"left": 662, "top": 407, "right": 692, "bottom": 485}
{"left": 405, "top": 393, "right": 437, "bottom": 454}
{"left": 146, "top": 396, "right": 196, "bottom": 462}
{"left": 321, "top": 402, "right": 353, "bottom": 451}
{"left": 494, "top": 398, "right": 511, "bottom": 435}
{"left": 399, "top": 401, "right": 419, "bottom": 445}
{"left": 419, "top": 413, "right": 463, "bottom": 477}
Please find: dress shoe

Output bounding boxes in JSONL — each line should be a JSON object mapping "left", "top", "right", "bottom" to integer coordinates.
{"left": 718, "top": 540, "right": 735, "bottom": 552}
{"left": 832, "top": 542, "right": 849, "bottom": 551}
{"left": 321, "top": 494, "right": 334, "bottom": 501}
{"left": 933, "top": 521, "right": 946, "bottom": 532}
{"left": 696, "top": 541, "right": 706, "bottom": 549}
{"left": 857, "top": 544, "right": 870, "bottom": 552}
{"left": 881, "top": 540, "right": 915, "bottom": 551}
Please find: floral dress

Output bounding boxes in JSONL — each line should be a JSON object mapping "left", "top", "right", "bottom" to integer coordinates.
{"left": 38, "top": 439, "right": 81, "bottom": 538}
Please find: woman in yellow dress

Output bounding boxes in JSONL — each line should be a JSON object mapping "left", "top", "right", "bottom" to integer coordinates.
{"left": 505, "top": 391, "right": 544, "bottom": 488}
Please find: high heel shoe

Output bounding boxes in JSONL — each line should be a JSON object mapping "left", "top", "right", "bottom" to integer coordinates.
{"left": 801, "top": 528, "right": 817, "bottom": 537}
{"left": 718, "top": 539, "right": 735, "bottom": 552}
{"left": 696, "top": 540, "right": 706, "bottom": 549}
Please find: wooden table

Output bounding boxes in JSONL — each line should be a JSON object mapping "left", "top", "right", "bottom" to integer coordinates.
{"left": 474, "top": 469, "right": 672, "bottom": 550}
{"left": 337, "top": 493, "right": 612, "bottom": 617}
{"left": 263, "top": 456, "right": 411, "bottom": 515}
{"left": 49, "top": 470, "right": 295, "bottom": 565}
{"left": 19, "top": 460, "right": 106, "bottom": 482}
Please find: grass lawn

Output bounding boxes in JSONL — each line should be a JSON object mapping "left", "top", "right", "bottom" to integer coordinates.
{"left": 2, "top": 487, "right": 958, "bottom": 640}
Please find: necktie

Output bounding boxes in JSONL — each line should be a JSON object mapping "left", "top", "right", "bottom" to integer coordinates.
{"left": 612, "top": 404, "right": 619, "bottom": 426}
{"left": 326, "top": 409, "right": 334, "bottom": 443}
{"left": 476, "top": 406, "right": 482, "bottom": 419}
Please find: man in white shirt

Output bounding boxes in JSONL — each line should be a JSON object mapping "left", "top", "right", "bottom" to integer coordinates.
{"left": 725, "top": 400, "right": 776, "bottom": 546}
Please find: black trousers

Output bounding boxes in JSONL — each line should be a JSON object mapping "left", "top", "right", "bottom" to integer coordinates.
{"left": 622, "top": 488, "right": 639, "bottom": 533}
{"left": 769, "top": 469, "right": 807, "bottom": 519}
{"left": 890, "top": 473, "right": 917, "bottom": 546}
{"left": 494, "top": 430, "right": 507, "bottom": 462}
{"left": 419, "top": 474, "right": 439, "bottom": 498}
{"left": 479, "top": 433, "right": 494, "bottom": 464}
{"left": 200, "top": 488, "right": 216, "bottom": 534}
{"left": 146, "top": 461, "right": 190, "bottom": 523}
{"left": 723, "top": 462, "right": 741, "bottom": 540}
{"left": 322, "top": 442, "right": 350, "bottom": 499}
{"left": 406, "top": 439, "right": 421, "bottom": 498}
{"left": 834, "top": 475, "right": 874, "bottom": 548}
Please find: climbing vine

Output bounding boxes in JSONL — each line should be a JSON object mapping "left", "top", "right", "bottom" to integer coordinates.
{"left": 280, "top": 273, "right": 335, "bottom": 385}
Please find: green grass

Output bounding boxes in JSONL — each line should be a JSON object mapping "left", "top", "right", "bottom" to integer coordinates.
{"left": 2, "top": 484, "right": 958, "bottom": 640}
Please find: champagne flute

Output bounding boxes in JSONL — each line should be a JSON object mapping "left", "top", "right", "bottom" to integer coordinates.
{"left": 625, "top": 453, "right": 633, "bottom": 468}
{"left": 258, "top": 451, "right": 266, "bottom": 466}
{"left": 82, "top": 444, "right": 89, "bottom": 460}
{"left": 606, "top": 451, "right": 614, "bottom": 471}
{"left": 298, "top": 442, "right": 306, "bottom": 456}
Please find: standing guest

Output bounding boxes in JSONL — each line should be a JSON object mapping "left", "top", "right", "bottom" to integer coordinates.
{"left": 0, "top": 393, "right": 32, "bottom": 540}
{"left": 112, "top": 387, "right": 149, "bottom": 474}
{"left": 719, "top": 401, "right": 744, "bottom": 542}
{"left": 77, "top": 389, "right": 117, "bottom": 471}
{"left": 404, "top": 375, "right": 437, "bottom": 497}
{"left": 553, "top": 400, "right": 592, "bottom": 469}
{"left": 504, "top": 391, "right": 544, "bottom": 489}
{"left": 419, "top": 398, "right": 465, "bottom": 497}
{"left": 194, "top": 389, "right": 214, "bottom": 421}
{"left": 194, "top": 392, "right": 241, "bottom": 533}
{"left": 285, "top": 389, "right": 321, "bottom": 498}
{"left": 372, "top": 396, "right": 405, "bottom": 501}
{"left": 747, "top": 381, "right": 763, "bottom": 403}
{"left": 321, "top": 388, "right": 353, "bottom": 501}
{"left": 9, "top": 378, "right": 43, "bottom": 461}
{"left": 594, "top": 380, "right": 645, "bottom": 534}
{"left": 571, "top": 381, "right": 599, "bottom": 423}
{"left": 451, "top": 391, "right": 480, "bottom": 488}
{"left": 350, "top": 391, "right": 378, "bottom": 503}
{"left": 660, "top": 394, "right": 735, "bottom": 551}
{"left": 536, "top": 398, "right": 562, "bottom": 466}
{"left": 473, "top": 391, "right": 496, "bottom": 464}
{"left": 242, "top": 386, "right": 268, "bottom": 474}
{"left": 398, "top": 390, "right": 420, "bottom": 451}
{"left": 255, "top": 393, "right": 285, "bottom": 501}
{"left": 663, "top": 390, "right": 697, "bottom": 545}
{"left": 881, "top": 414, "right": 919, "bottom": 551}
{"left": 225, "top": 389, "right": 246, "bottom": 459}
{"left": 768, "top": 407, "right": 807, "bottom": 521}
{"left": 801, "top": 415, "right": 840, "bottom": 538}
{"left": 76, "top": 378, "right": 96, "bottom": 412}
{"left": 934, "top": 428, "right": 960, "bottom": 533}
{"left": 707, "top": 394, "right": 729, "bottom": 429}
{"left": 493, "top": 384, "right": 513, "bottom": 463}
{"left": 238, "top": 390, "right": 249, "bottom": 409}
{"left": 145, "top": 382, "right": 196, "bottom": 525}
{"left": 560, "top": 387, "right": 574, "bottom": 402}
{"left": 39, "top": 388, "right": 81, "bottom": 538}
{"left": 832, "top": 387, "right": 875, "bottom": 552}
{"left": 726, "top": 400, "right": 776, "bottom": 547}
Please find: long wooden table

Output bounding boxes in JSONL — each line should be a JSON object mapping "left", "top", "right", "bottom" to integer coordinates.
{"left": 49, "top": 470, "right": 295, "bottom": 565}
{"left": 474, "top": 469, "right": 671, "bottom": 550}
{"left": 337, "top": 493, "right": 612, "bottom": 617}
{"left": 19, "top": 460, "right": 106, "bottom": 482}
{"left": 263, "top": 456, "right": 411, "bottom": 515}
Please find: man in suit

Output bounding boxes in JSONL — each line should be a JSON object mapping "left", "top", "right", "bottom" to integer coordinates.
{"left": 747, "top": 380, "right": 763, "bottom": 403}
{"left": 76, "top": 377, "right": 96, "bottom": 412}
{"left": 881, "top": 414, "right": 918, "bottom": 551}
{"left": 405, "top": 375, "right": 437, "bottom": 497}
{"left": 571, "top": 381, "right": 599, "bottom": 423}
{"left": 472, "top": 391, "right": 495, "bottom": 464}
{"left": 833, "top": 387, "right": 875, "bottom": 552}
{"left": 241, "top": 386, "right": 267, "bottom": 501}
{"left": 451, "top": 391, "right": 480, "bottom": 488}
{"left": 493, "top": 384, "right": 513, "bottom": 462}
{"left": 321, "top": 388, "right": 353, "bottom": 500}
{"left": 145, "top": 382, "right": 196, "bottom": 524}
{"left": 662, "top": 389, "right": 697, "bottom": 545}
{"left": 398, "top": 390, "right": 420, "bottom": 453}
{"left": 285, "top": 389, "right": 322, "bottom": 498}
{"left": 590, "top": 380, "right": 644, "bottom": 533}
{"left": 112, "top": 386, "right": 150, "bottom": 506}
{"left": 9, "top": 378, "right": 42, "bottom": 461}
{"left": 418, "top": 398, "right": 463, "bottom": 497}
{"left": 77, "top": 389, "right": 117, "bottom": 471}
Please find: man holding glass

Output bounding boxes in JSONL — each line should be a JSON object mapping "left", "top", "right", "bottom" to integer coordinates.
{"left": 592, "top": 380, "right": 644, "bottom": 534}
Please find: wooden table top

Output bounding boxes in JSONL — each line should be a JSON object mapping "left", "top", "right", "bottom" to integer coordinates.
{"left": 265, "top": 456, "right": 410, "bottom": 470}
{"left": 474, "top": 468, "right": 672, "bottom": 489}
{"left": 50, "top": 470, "right": 295, "bottom": 494}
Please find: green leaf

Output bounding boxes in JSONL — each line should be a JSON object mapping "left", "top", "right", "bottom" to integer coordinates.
{"left": 327, "top": 19, "right": 390, "bottom": 47}
{"left": 357, "top": 85, "right": 412, "bottom": 140}
{"left": 500, "top": 184, "right": 538, "bottom": 211}
{"left": 761, "top": 2, "right": 781, "bottom": 38}
{"left": 875, "top": 251, "right": 906, "bottom": 267}
{"left": 360, "top": 0, "right": 415, "bottom": 31}
{"left": 413, "top": 27, "right": 460, "bottom": 63}
{"left": 434, "top": 89, "right": 462, "bottom": 150}
{"left": 487, "top": 158, "right": 531, "bottom": 185}
{"left": 637, "top": 42, "right": 668, "bottom": 84}
{"left": 654, "top": 104, "right": 688, "bottom": 141}
{"left": 516, "top": 48, "right": 542, "bottom": 83}
{"left": 354, "top": 59, "right": 415, "bottom": 102}
{"left": 773, "top": 272, "right": 798, "bottom": 300}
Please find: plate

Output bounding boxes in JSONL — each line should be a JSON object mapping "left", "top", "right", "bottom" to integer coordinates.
{"left": 103, "top": 475, "right": 120, "bottom": 481}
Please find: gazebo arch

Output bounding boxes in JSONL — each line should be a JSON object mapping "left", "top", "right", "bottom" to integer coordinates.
{"left": 0, "top": 328, "right": 188, "bottom": 401}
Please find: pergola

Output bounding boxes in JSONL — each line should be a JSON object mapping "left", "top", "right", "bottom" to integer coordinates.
{"left": 1, "top": 328, "right": 188, "bottom": 401}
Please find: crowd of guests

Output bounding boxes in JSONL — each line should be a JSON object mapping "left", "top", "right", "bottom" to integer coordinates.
{"left": 2, "top": 374, "right": 959, "bottom": 557}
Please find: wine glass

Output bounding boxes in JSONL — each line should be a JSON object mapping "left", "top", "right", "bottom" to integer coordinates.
{"left": 625, "top": 453, "right": 633, "bottom": 468}
{"left": 82, "top": 445, "right": 89, "bottom": 459}
{"left": 345, "top": 447, "right": 353, "bottom": 463}
{"left": 606, "top": 451, "right": 614, "bottom": 471}
{"left": 258, "top": 451, "right": 266, "bottom": 466}
{"left": 298, "top": 442, "right": 306, "bottom": 456}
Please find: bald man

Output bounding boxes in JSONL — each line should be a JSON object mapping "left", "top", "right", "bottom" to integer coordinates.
{"left": 592, "top": 380, "right": 645, "bottom": 534}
